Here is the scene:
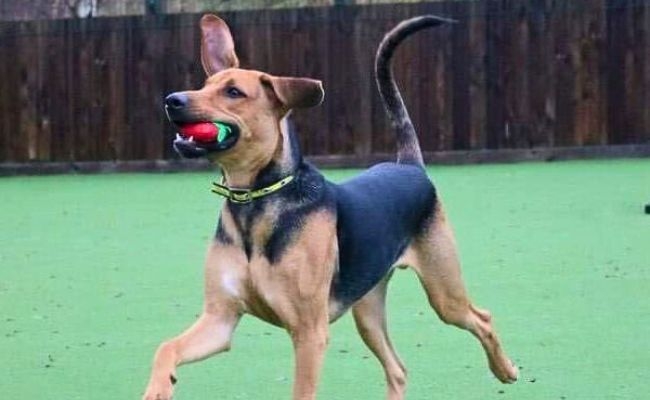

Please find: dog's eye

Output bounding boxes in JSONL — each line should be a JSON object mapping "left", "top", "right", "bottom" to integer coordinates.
{"left": 225, "top": 86, "right": 246, "bottom": 99}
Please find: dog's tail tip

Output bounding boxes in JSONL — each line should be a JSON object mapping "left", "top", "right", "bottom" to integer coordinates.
{"left": 436, "top": 15, "right": 458, "bottom": 24}
{"left": 413, "top": 15, "right": 458, "bottom": 25}
{"left": 388, "top": 15, "right": 457, "bottom": 35}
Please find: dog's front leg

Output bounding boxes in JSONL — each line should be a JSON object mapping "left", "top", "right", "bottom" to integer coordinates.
{"left": 289, "top": 317, "right": 329, "bottom": 400}
{"left": 143, "top": 240, "right": 246, "bottom": 399}
{"left": 272, "top": 210, "right": 337, "bottom": 400}
{"left": 143, "top": 308, "right": 241, "bottom": 400}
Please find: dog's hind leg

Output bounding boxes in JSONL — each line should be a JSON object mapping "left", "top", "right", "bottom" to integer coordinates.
{"left": 406, "top": 204, "right": 518, "bottom": 384}
{"left": 352, "top": 272, "right": 407, "bottom": 400}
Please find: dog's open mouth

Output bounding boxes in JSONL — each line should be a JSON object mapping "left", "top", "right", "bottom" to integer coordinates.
{"left": 172, "top": 121, "right": 240, "bottom": 158}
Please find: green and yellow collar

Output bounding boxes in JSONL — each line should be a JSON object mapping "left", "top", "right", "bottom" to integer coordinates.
{"left": 211, "top": 175, "right": 294, "bottom": 204}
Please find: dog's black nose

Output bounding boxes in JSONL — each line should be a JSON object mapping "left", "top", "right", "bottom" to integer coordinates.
{"left": 165, "top": 93, "right": 188, "bottom": 110}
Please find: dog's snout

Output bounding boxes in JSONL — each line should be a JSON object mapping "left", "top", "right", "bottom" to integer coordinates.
{"left": 165, "top": 93, "right": 189, "bottom": 110}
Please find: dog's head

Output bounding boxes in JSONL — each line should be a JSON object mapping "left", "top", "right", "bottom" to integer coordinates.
{"left": 166, "top": 14, "right": 324, "bottom": 169}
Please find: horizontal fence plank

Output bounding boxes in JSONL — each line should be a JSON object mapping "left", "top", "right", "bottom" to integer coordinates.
{"left": 0, "top": 0, "right": 649, "bottom": 166}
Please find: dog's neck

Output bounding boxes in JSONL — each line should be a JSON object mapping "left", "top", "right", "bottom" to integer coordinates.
{"left": 220, "top": 117, "right": 302, "bottom": 189}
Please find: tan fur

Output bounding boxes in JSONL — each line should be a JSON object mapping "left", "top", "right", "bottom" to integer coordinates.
{"left": 144, "top": 242, "right": 244, "bottom": 400}
{"left": 404, "top": 202, "right": 518, "bottom": 383}
{"left": 352, "top": 274, "right": 407, "bottom": 400}
{"left": 247, "top": 211, "right": 337, "bottom": 400}
{"left": 144, "top": 204, "right": 338, "bottom": 400}
{"left": 346, "top": 203, "right": 517, "bottom": 400}
{"left": 182, "top": 69, "right": 286, "bottom": 187}
{"left": 217, "top": 204, "right": 242, "bottom": 247}
{"left": 144, "top": 14, "right": 516, "bottom": 400}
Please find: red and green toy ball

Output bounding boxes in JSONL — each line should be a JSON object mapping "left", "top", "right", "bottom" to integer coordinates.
{"left": 179, "top": 121, "right": 231, "bottom": 143}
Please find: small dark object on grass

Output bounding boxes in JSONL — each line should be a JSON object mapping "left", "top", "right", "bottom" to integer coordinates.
{"left": 645, "top": 203, "right": 650, "bottom": 214}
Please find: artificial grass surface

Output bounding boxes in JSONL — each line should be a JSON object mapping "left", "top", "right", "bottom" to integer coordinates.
{"left": 1, "top": 159, "right": 649, "bottom": 399}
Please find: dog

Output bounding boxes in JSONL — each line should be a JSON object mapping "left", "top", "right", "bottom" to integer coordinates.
{"left": 143, "top": 14, "right": 518, "bottom": 400}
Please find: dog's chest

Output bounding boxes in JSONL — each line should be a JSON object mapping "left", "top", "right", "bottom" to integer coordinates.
{"left": 215, "top": 207, "right": 339, "bottom": 326}
{"left": 226, "top": 258, "right": 344, "bottom": 327}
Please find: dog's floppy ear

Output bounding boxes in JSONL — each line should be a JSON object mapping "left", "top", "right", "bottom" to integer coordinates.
{"left": 200, "top": 14, "right": 239, "bottom": 76}
{"left": 262, "top": 75, "right": 324, "bottom": 111}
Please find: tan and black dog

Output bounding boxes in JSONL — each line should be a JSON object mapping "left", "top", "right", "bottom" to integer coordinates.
{"left": 143, "top": 14, "right": 518, "bottom": 400}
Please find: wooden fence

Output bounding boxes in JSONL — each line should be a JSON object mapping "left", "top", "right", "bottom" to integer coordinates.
{"left": 0, "top": 0, "right": 649, "bottom": 166}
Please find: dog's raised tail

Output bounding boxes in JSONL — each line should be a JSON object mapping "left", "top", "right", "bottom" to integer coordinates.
{"left": 375, "top": 15, "right": 455, "bottom": 167}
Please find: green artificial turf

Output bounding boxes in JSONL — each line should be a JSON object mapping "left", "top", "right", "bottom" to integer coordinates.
{"left": 1, "top": 159, "right": 649, "bottom": 399}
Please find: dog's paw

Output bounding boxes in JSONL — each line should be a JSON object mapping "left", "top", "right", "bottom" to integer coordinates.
{"left": 142, "top": 378, "right": 175, "bottom": 400}
{"left": 490, "top": 358, "right": 519, "bottom": 384}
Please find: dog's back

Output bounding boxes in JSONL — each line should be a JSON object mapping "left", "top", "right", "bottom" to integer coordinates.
{"left": 330, "top": 163, "right": 436, "bottom": 306}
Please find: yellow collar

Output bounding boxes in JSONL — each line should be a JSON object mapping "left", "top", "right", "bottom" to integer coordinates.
{"left": 211, "top": 175, "right": 295, "bottom": 204}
